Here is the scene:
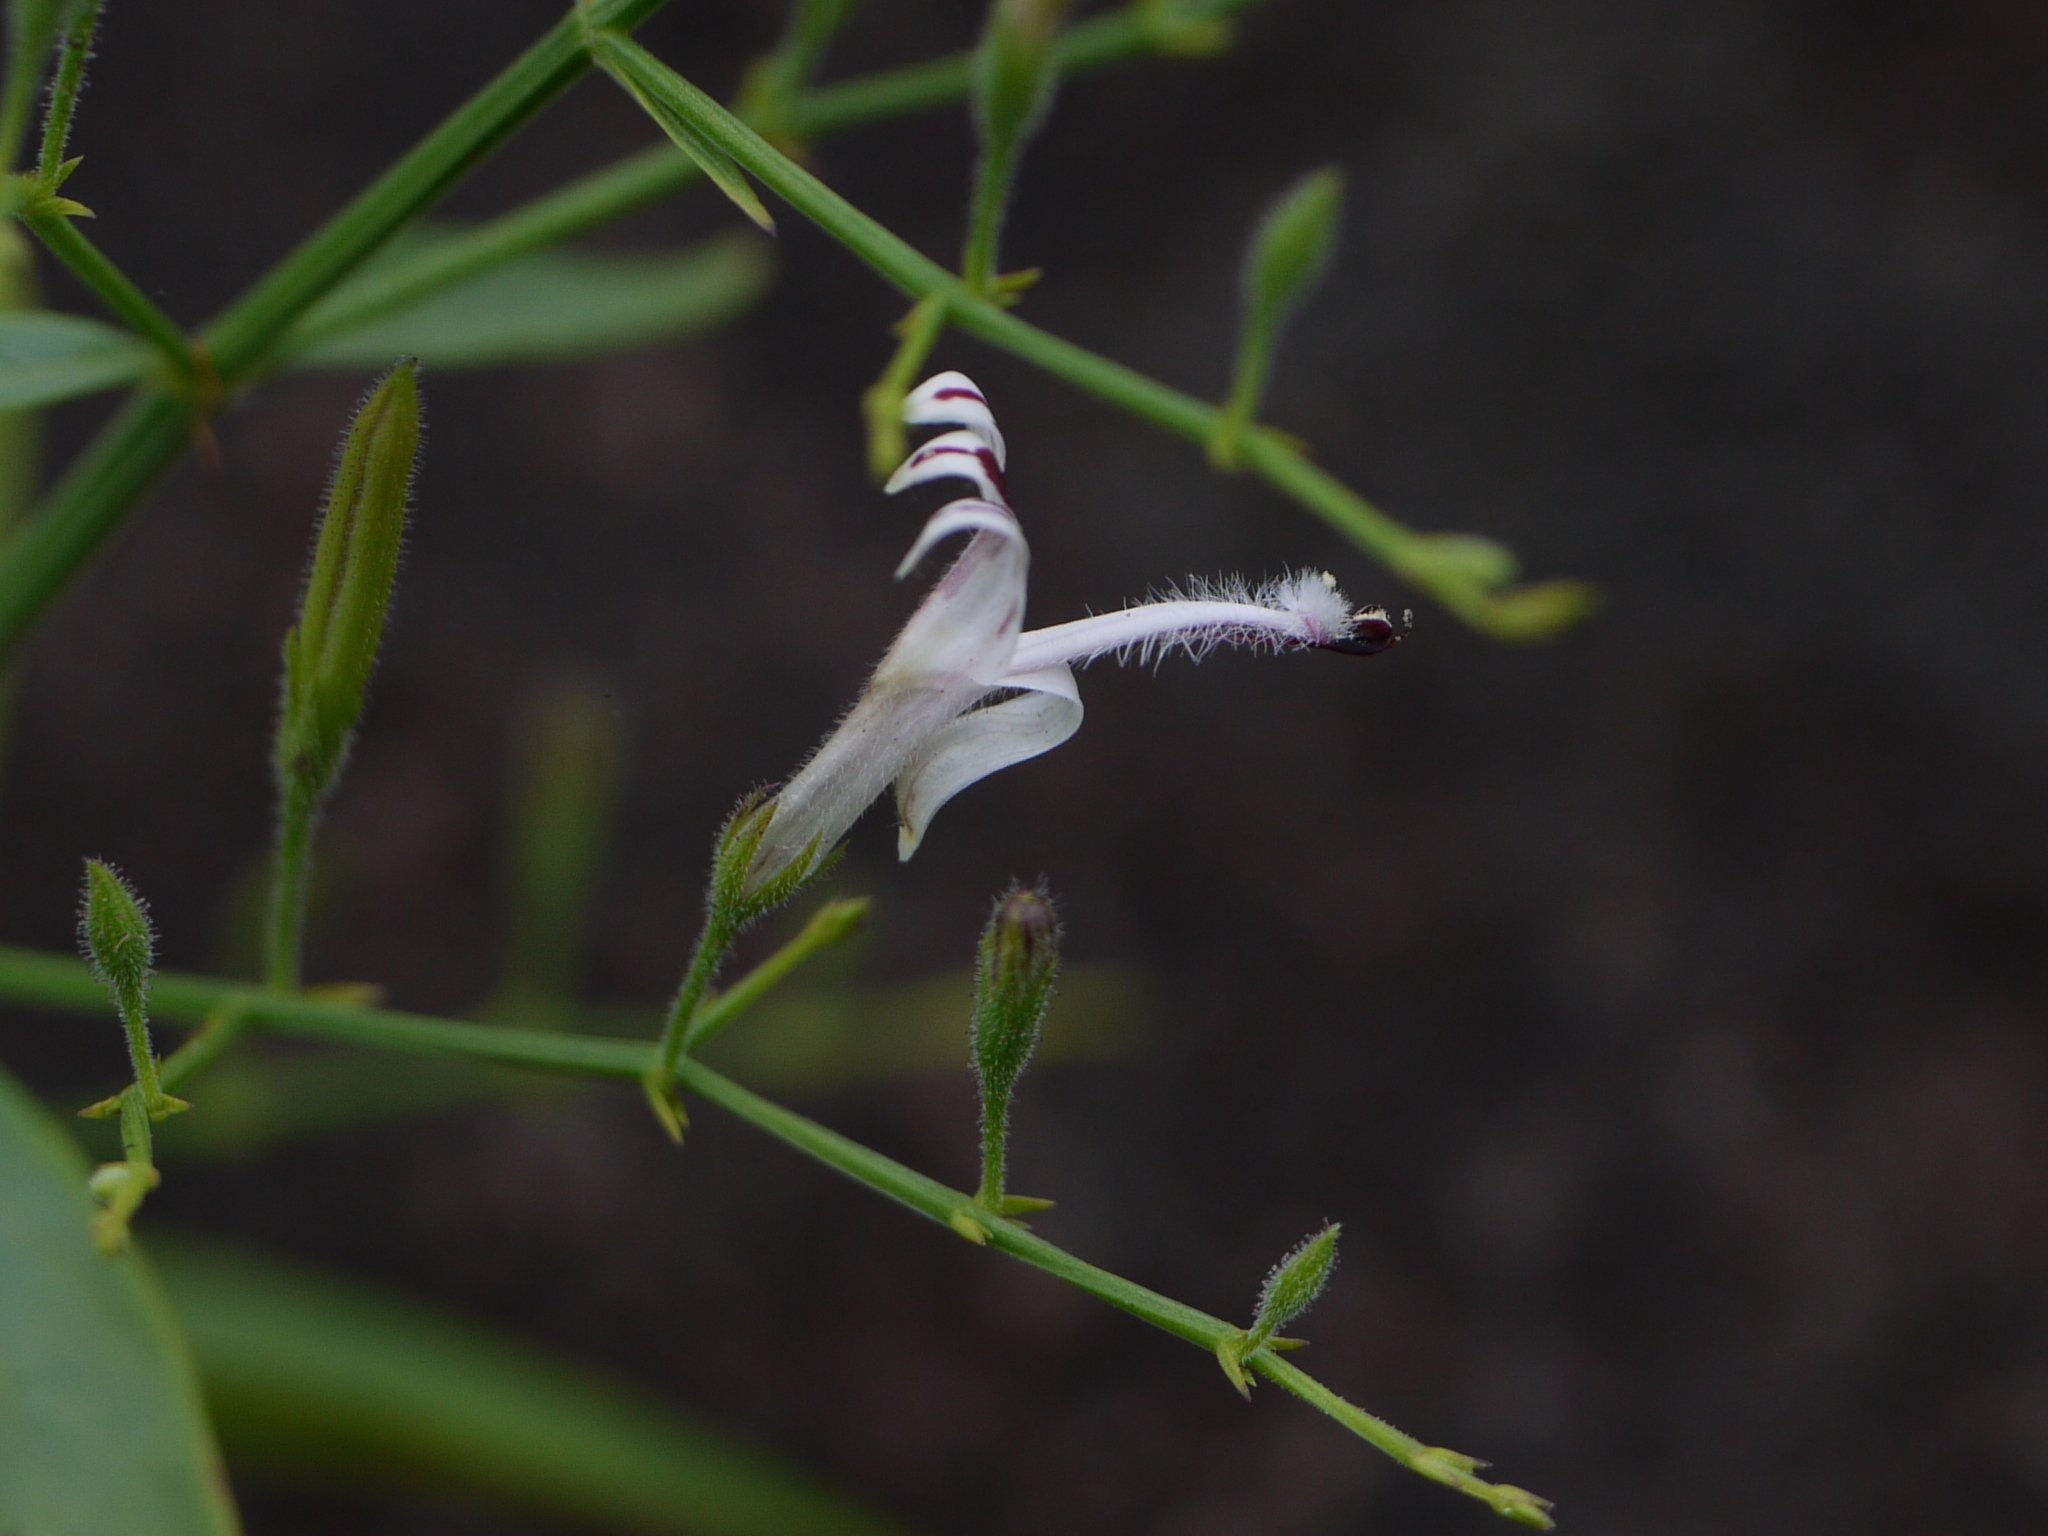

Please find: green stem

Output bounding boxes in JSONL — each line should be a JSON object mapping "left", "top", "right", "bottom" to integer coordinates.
{"left": 0, "top": 0, "right": 676, "bottom": 664}
{"left": 203, "top": 0, "right": 671, "bottom": 380}
{"left": 19, "top": 207, "right": 193, "bottom": 375}
{"left": 115, "top": 991, "right": 164, "bottom": 1109}
{"left": 291, "top": 0, "right": 1267, "bottom": 368}
{"left": 1212, "top": 323, "right": 1270, "bottom": 468}
{"left": 0, "top": 0, "right": 1260, "bottom": 666}
{"left": 862, "top": 292, "right": 948, "bottom": 479}
{"left": 158, "top": 1000, "right": 253, "bottom": 1093}
{"left": 264, "top": 775, "right": 319, "bottom": 993}
{"left": 960, "top": 134, "right": 1017, "bottom": 296}
{"left": 0, "top": 389, "right": 190, "bottom": 664}
{"left": 976, "top": 1099, "right": 1007, "bottom": 1209}
{"left": 682, "top": 896, "right": 868, "bottom": 1054}
{"left": 0, "top": 941, "right": 1551, "bottom": 1527}
{"left": 35, "top": 1, "right": 102, "bottom": 184}
{"left": 594, "top": 35, "right": 1588, "bottom": 642}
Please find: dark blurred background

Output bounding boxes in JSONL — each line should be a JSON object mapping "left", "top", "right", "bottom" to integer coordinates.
{"left": 3, "top": 1, "right": 2044, "bottom": 1532}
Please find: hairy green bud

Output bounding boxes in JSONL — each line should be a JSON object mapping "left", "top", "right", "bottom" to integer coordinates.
{"left": 279, "top": 359, "right": 422, "bottom": 796}
{"left": 1251, "top": 1221, "right": 1340, "bottom": 1347}
{"left": 78, "top": 858, "right": 152, "bottom": 1019}
{"left": 77, "top": 858, "right": 183, "bottom": 1120}
{"left": 972, "top": 883, "right": 1060, "bottom": 1209}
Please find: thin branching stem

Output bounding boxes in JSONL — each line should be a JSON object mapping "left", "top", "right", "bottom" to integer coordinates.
{"left": 593, "top": 34, "right": 1592, "bottom": 642}
{"left": 35, "top": 1, "right": 103, "bottom": 183}
{"left": 0, "top": 941, "right": 1551, "bottom": 1527}
{"left": 263, "top": 776, "right": 319, "bottom": 993}
{"left": 18, "top": 208, "right": 193, "bottom": 376}
{"left": 0, "top": 0, "right": 675, "bottom": 662}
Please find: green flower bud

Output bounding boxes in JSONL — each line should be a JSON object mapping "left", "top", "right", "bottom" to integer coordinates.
{"left": 972, "top": 883, "right": 1060, "bottom": 1208}
{"left": 1213, "top": 167, "right": 1344, "bottom": 467}
{"left": 1243, "top": 167, "right": 1343, "bottom": 330}
{"left": 77, "top": 858, "right": 183, "bottom": 1118}
{"left": 278, "top": 359, "right": 422, "bottom": 795}
{"left": 78, "top": 857, "right": 152, "bottom": 1021}
{"left": 973, "top": 0, "right": 1070, "bottom": 155}
{"left": 1250, "top": 1221, "right": 1340, "bottom": 1349}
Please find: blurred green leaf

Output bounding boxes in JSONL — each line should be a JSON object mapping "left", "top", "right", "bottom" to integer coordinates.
{"left": 287, "top": 229, "right": 773, "bottom": 371}
{"left": 155, "top": 1238, "right": 911, "bottom": 1536}
{"left": 0, "top": 309, "right": 154, "bottom": 408}
{"left": 493, "top": 670, "right": 626, "bottom": 1013}
{"left": 0, "top": 1065, "right": 241, "bottom": 1536}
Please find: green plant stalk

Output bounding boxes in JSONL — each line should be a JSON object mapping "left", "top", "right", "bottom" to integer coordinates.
{"left": 681, "top": 897, "right": 868, "bottom": 1054}
{"left": 263, "top": 776, "right": 319, "bottom": 993}
{"left": 655, "top": 910, "right": 738, "bottom": 1083}
{"left": 1213, "top": 322, "right": 1271, "bottom": 466}
{"left": 976, "top": 1094, "right": 1010, "bottom": 1210}
{"left": 35, "top": 0, "right": 101, "bottom": 183}
{"left": 595, "top": 35, "right": 1588, "bottom": 642}
{"left": 0, "top": 0, "right": 1258, "bottom": 666}
{"left": 0, "top": 941, "right": 1552, "bottom": 1527}
{"left": 293, "top": 0, "right": 1267, "bottom": 357}
{"left": 18, "top": 208, "right": 193, "bottom": 376}
{"left": 961, "top": 130, "right": 1020, "bottom": 296}
{"left": 157, "top": 1002, "right": 252, "bottom": 1094}
{"left": 205, "top": 0, "right": 670, "bottom": 378}
{"left": 863, "top": 292, "right": 948, "bottom": 479}
{"left": 0, "top": 0, "right": 675, "bottom": 664}
{"left": 0, "top": 223, "right": 35, "bottom": 799}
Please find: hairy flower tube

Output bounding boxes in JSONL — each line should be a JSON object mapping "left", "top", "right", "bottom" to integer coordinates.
{"left": 745, "top": 372, "right": 1404, "bottom": 891}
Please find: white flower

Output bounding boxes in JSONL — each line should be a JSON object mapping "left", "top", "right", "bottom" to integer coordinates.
{"left": 746, "top": 372, "right": 1402, "bottom": 890}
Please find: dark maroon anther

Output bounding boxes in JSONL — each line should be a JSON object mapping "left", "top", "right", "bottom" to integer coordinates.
{"left": 1321, "top": 607, "right": 1409, "bottom": 655}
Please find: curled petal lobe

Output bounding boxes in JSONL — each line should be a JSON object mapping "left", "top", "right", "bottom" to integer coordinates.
{"left": 885, "top": 428, "right": 1010, "bottom": 506}
{"left": 895, "top": 664, "right": 1082, "bottom": 860}
{"left": 904, "top": 370, "right": 1007, "bottom": 469}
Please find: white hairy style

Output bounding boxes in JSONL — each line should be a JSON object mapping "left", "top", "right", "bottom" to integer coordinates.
{"left": 744, "top": 373, "right": 1395, "bottom": 892}
{"left": 1010, "top": 569, "right": 1372, "bottom": 673}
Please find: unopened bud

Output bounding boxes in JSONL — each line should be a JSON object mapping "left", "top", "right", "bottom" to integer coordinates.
{"left": 1243, "top": 166, "right": 1343, "bottom": 329}
{"left": 279, "top": 359, "right": 421, "bottom": 794}
{"left": 973, "top": 0, "right": 1071, "bottom": 155}
{"left": 1213, "top": 167, "right": 1344, "bottom": 467}
{"left": 78, "top": 858, "right": 152, "bottom": 1020}
{"left": 972, "top": 883, "right": 1060, "bottom": 1208}
{"left": 1250, "top": 1221, "right": 1340, "bottom": 1348}
{"left": 77, "top": 858, "right": 182, "bottom": 1118}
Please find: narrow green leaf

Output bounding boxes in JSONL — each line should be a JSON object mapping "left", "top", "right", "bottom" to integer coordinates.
{"left": 0, "top": 1065, "right": 241, "bottom": 1536}
{"left": 289, "top": 230, "right": 772, "bottom": 371}
{"left": 155, "top": 1239, "right": 910, "bottom": 1536}
{"left": 596, "top": 35, "right": 777, "bottom": 234}
{"left": 0, "top": 308, "right": 154, "bottom": 408}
